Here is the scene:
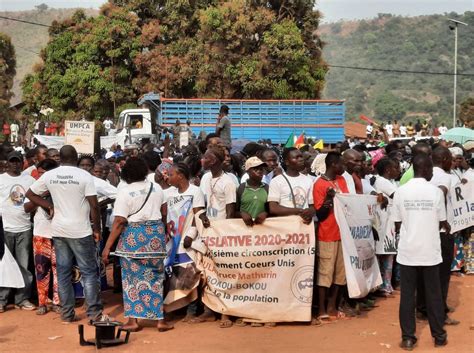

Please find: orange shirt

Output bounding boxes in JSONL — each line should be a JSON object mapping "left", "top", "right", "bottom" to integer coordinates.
{"left": 313, "top": 176, "right": 349, "bottom": 242}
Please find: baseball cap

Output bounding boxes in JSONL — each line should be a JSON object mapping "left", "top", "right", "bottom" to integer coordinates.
{"left": 244, "top": 157, "right": 266, "bottom": 171}
{"left": 449, "top": 147, "right": 463, "bottom": 157}
{"left": 463, "top": 140, "right": 474, "bottom": 151}
{"left": 105, "top": 151, "right": 115, "bottom": 160}
{"left": 7, "top": 151, "right": 23, "bottom": 162}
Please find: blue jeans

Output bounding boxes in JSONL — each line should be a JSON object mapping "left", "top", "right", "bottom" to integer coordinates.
{"left": 53, "top": 236, "right": 103, "bottom": 320}
{"left": 0, "top": 229, "right": 33, "bottom": 305}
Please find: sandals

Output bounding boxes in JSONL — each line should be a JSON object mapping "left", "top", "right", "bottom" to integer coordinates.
{"left": 189, "top": 314, "right": 216, "bottom": 324}
{"left": 316, "top": 314, "right": 336, "bottom": 324}
{"left": 36, "top": 306, "right": 48, "bottom": 315}
{"left": 181, "top": 314, "right": 197, "bottom": 323}
{"left": 328, "top": 311, "right": 351, "bottom": 321}
{"left": 219, "top": 319, "right": 233, "bottom": 328}
{"left": 234, "top": 319, "right": 248, "bottom": 327}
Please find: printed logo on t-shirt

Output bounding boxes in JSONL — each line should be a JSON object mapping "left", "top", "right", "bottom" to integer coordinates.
{"left": 291, "top": 186, "right": 307, "bottom": 209}
{"left": 9, "top": 184, "right": 26, "bottom": 206}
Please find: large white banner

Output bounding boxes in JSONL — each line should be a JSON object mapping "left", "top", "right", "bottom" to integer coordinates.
{"left": 334, "top": 194, "right": 382, "bottom": 299}
{"left": 65, "top": 120, "right": 95, "bottom": 154}
{"left": 449, "top": 181, "right": 474, "bottom": 233}
{"left": 100, "top": 135, "right": 125, "bottom": 150}
{"left": 196, "top": 216, "right": 315, "bottom": 322}
{"left": 33, "top": 135, "right": 64, "bottom": 150}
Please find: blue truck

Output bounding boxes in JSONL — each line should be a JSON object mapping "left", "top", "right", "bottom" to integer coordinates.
{"left": 104, "top": 92, "right": 345, "bottom": 148}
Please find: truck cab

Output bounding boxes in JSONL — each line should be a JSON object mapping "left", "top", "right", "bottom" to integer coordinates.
{"left": 100, "top": 108, "right": 155, "bottom": 149}
{"left": 114, "top": 108, "right": 152, "bottom": 137}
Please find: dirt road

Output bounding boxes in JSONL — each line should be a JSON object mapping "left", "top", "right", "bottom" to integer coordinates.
{"left": 0, "top": 275, "right": 472, "bottom": 353}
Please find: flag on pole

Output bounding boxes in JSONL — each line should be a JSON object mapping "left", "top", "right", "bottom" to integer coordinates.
{"left": 284, "top": 132, "right": 295, "bottom": 148}
{"left": 360, "top": 115, "right": 375, "bottom": 124}
{"left": 313, "top": 139, "right": 324, "bottom": 150}
{"left": 295, "top": 133, "right": 305, "bottom": 149}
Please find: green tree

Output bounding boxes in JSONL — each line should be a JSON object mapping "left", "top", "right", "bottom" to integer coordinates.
{"left": 134, "top": 0, "right": 326, "bottom": 99}
{"left": 22, "top": 5, "right": 142, "bottom": 120}
{"left": 35, "top": 3, "right": 49, "bottom": 12}
{"left": 0, "top": 33, "right": 16, "bottom": 123}
{"left": 373, "top": 92, "right": 408, "bottom": 121}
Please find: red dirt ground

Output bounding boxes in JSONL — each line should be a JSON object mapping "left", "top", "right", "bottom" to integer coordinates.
{"left": 0, "top": 275, "right": 473, "bottom": 353}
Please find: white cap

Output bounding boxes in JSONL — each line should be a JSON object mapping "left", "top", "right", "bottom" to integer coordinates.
{"left": 449, "top": 147, "right": 463, "bottom": 157}
{"left": 463, "top": 140, "right": 474, "bottom": 151}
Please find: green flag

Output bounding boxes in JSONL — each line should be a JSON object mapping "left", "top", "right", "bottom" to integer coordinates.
{"left": 284, "top": 132, "right": 295, "bottom": 148}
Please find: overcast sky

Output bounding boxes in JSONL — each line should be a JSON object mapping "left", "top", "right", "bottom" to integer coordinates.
{"left": 0, "top": 0, "right": 472, "bottom": 22}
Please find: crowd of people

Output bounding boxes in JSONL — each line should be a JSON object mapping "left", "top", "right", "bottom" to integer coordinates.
{"left": 366, "top": 120, "right": 460, "bottom": 140}
{"left": 0, "top": 109, "right": 472, "bottom": 351}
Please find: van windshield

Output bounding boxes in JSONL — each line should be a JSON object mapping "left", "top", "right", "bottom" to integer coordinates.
{"left": 116, "top": 114, "right": 126, "bottom": 132}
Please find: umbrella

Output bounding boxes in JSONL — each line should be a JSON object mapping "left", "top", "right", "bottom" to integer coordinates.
{"left": 230, "top": 139, "right": 253, "bottom": 154}
{"left": 441, "top": 127, "right": 474, "bottom": 144}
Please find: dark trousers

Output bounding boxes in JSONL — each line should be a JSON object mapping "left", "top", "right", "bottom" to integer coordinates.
{"left": 417, "top": 233, "right": 453, "bottom": 318}
{"left": 400, "top": 264, "right": 446, "bottom": 342}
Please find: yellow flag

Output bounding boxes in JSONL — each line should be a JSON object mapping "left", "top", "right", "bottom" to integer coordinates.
{"left": 313, "top": 139, "right": 324, "bottom": 150}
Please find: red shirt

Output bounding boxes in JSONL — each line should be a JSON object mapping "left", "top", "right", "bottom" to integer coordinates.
{"left": 313, "top": 176, "right": 349, "bottom": 242}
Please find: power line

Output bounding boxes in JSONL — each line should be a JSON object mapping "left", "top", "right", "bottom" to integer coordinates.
{"left": 328, "top": 64, "right": 474, "bottom": 77}
{"left": 0, "top": 15, "right": 51, "bottom": 28}
{"left": 3, "top": 14, "right": 474, "bottom": 78}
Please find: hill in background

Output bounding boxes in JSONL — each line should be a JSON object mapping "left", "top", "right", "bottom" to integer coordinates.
{"left": 0, "top": 7, "right": 98, "bottom": 105}
{"left": 320, "top": 12, "right": 474, "bottom": 125}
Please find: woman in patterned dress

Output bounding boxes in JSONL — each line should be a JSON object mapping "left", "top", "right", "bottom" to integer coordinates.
{"left": 102, "top": 157, "right": 173, "bottom": 332}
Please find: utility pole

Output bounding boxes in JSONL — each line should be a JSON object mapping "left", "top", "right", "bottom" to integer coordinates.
{"left": 448, "top": 18, "right": 468, "bottom": 128}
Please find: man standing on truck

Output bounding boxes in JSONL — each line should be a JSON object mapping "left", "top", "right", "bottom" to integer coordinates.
{"left": 216, "top": 105, "right": 231, "bottom": 148}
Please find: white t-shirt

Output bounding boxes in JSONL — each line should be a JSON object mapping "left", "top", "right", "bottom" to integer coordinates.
{"left": 167, "top": 185, "right": 205, "bottom": 236}
{"left": 462, "top": 168, "right": 474, "bottom": 182}
{"left": 392, "top": 178, "right": 446, "bottom": 266}
{"left": 400, "top": 125, "right": 407, "bottom": 136}
{"left": 30, "top": 166, "right": 97, "bottom": 239}
{"left": 373, "top": 176, "right": 397, "bottom": 198}
{"left": 22, "top": 165, "right": 37, "bottom": 178}
{"left": 430, "top": 166, "right": 453, "bottom": 231}
{"left": 343, "top": 171, "right": 356, "bottom": 194}
{"left": 0, "top": 173, "right": 35, "bottom": 232}
{"left": 94, "top": 177, "right": 117, "bottom": 203}
{"left": 361, "top": 178, "right": 375, "bottom": 194}
{"left": 430, "top": 167, "right": 452, "bottom": 192}
{"left": 33, "top": 208, "right": 52, "bottom": 238}
{"left": 438, "top": 126, "right": 448, "bottom": 135}
{"left": 373, "top": 176, "right": 398, "bottom": 255}
{"left": 103, "top": 119, "right": 113, "bottom": 130}
{"left": 162, "top": 186, "right": 177, "bottom": 203}
{"left": 450, "top": 169, "right": 463, "bottom": 186}
{"left": 268, "top": 173, "right": 314, "bottom": 209}
{"left": 342, "top": 171, "right": 374, "bottom": 195}
{"left": 200, "top": 172, "right": 236, "bottom": 220}
{"left": 166, "top": 185, "right": 205, "bottom": 266}
{"left": 385, "top": 124, "right": 393, "bottom": 136}
{"left": 146, "top": 173, "right": 156, "bottom": 185}
{"left": 10, "top": 123, "right": 19, "bottom": 134}
{"left": 226, "top": 172, "right": 240, "bottom": 187}
{"left": 114, "top": 181, "right": 165, "bottom": 223}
